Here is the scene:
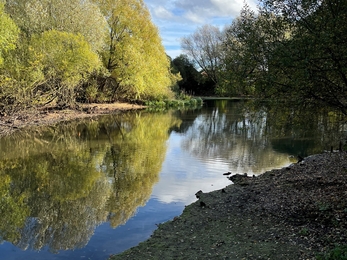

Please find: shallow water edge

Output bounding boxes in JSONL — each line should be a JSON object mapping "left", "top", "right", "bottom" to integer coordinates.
{"left": 111, "top": 152, "right": 347, "bottom": 260}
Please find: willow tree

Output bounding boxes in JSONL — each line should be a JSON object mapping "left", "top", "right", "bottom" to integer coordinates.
{"left": 0, "top": 3, "right": 18, "bottom": 66}
{"left": 28, "top": 30, "right": 102, "bottom": 107}
{"left": 94, "top": 0, "right": 175, "bottom": 101}
{"left": 0, "top": 3, "right": 19, "bottom": 113}
{"left": 5, "top": 0, "right": 107, "bottom": 51}
{"left": 2, "top": 0, "right": 107, "bottom": 109}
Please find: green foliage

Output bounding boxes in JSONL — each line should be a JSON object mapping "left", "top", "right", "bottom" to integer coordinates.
{"left": 317, "top": 202, "right": 331, "bottom": 212}
{"left": 0, "top": 3, "right": 21, "bottom": 113}
{"left": 202, "top": 0, "right": 347, "bottom": 114}
{"left": 176, "top": 90, "right": 192, "bottom": 101}
{"left": 172, "top": 54, "right": 203, "bottom": 95}
{"left": 0, "top": 111, "right": 181, "bottom": 249}
{"left": 0, "top": 3, "right": 19, "bottom": 66}
{"left": 5, "top": 0, "right": 108, "bottom": 51}
{"left": 84, "top": 84, "right": 99, "bottom": 103}
{"left": 94, "top": 0, "right": 176, "bottom": 101}
{"left": 145, "top": 96, "right": 203, "bottom": 111}
{"left": 221, "top": 5, "right": 289, "bottom": 97}
{"left": 317, "top": 245, "right": 347, "bottom": 260}
{"left": 0, "top": 0, "right": 179, "bottom": 114}
{"left": 256, "top": 0, "right": 347, "bottom": 113}
{"left": 28, "top": 30, "right": 101, "bottom": 106}
{"left": 298, "top": 228, "right": 309, "bottom": 236}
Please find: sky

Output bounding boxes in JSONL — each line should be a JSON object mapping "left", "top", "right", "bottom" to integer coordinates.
{"left": 144, "top": 0, "right": 258, "bottom": 59}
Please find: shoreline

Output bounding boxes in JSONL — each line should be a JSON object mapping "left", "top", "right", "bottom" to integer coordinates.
{"left": 2, "top": 104, "right": 347, "bottom": 259}
{"left": 0, "top": 102, "right": 146, "bottom": 137}
{"left": 110, "top": 152, "right": 347, "bottom": 259}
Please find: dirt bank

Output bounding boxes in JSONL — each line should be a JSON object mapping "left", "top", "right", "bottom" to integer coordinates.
{"left": 110, "top": 152, "right": 347, "bottom": 260}
{"left": 0, "top": 103, "right": 145, "bottom": 136}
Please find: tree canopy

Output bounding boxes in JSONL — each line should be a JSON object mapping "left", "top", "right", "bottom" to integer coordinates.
{"left": 258, "top": 0, "right": 347, "bottom": 113}
{"left": 94, "top": 0, "right": 175, "bottom": 101}
{"left": 0, "top": 110, "right": 181, "bottom": 251}
{"left": 179, "top": 0, "right": 347, "bottom": 113}
{"left": 0, "top": 0, "right": 177, "bottom": 114}
{"left": 181, "top": 25, "right": 223, "bottom": 87}
{"left": 0, "top": 3, "right": 18, "bottom": 66}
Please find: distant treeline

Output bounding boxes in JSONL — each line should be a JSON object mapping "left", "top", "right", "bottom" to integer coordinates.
{"left": 1, "top": 0, "right": 347, "bottom": 115}
{"left": 176, "top": 0, "right": 347, "bottom": 114}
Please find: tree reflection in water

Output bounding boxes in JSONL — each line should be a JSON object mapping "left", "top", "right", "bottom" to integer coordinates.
{"left": 0, "top": 100, "right": 345, "bottom": 255}
{"left": 0, "top": 111, "right": 181, "bottom": 252}
{"left": 180, "top": 100, "right": 347, "bottom": 174}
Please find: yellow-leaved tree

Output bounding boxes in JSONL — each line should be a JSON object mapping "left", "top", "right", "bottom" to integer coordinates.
{"left": 5, "top": 0, "right": 108, "bottom": 52}
{"left": 2, "top": 0, "right": 106, "bottom": 110}
{"left": 0, "top": 3, "right": 19, "bottom": 113}
{"left": 93, "top": 0, "right": 176, "bottom": 101}
{"left": 28, "top": 30, "right": 102, "bottom": 107}
{"left": 0, "top": 3, "right": 18, "bottom": 66}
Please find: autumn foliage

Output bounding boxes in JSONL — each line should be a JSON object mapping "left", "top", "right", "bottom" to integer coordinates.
{"left": 0, "top": 0, "right": 178, "bottom": 114}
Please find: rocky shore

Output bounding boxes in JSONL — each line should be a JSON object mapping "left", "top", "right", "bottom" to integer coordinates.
{"left": 110, "top": 152, "right": 347, "bottom": 260}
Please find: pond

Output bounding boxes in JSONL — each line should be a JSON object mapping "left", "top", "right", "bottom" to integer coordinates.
{"left": 0, "top": 99, "right": 345, "bottom": 259}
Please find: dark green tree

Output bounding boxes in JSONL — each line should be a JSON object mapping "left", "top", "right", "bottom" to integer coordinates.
{"left": 172, "top": 55, "right": 205, "bottom": 95}
{"left": 258, "top": 0, "right": 347, "bottom": 113}
{"left": 221, "top": 5, "right": 289, "bottom": 97}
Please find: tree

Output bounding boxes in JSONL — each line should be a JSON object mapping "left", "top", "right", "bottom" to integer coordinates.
{"left": 4, "top": 0, "right": 108, "bottom": 51}
{"left": 221, "top": 5, "right": 289, "bottom": 97}
{"left": 181, "top": 24, "right": 223, "bottom": 89}
{"left": 0, "top": 3, "right": 20, "bottom": 114}
{"left": 0, "top": 3, "right": 18, "bottom": 66}
{"left": 172, "top": 54, "right": 202, "bottom": 95}
{"left": 222, "top": 6, "right": 262, "bottom": 96}
{"left": 93, "top": 0, "right": 176, "bottom": 101}
{"left": 1, "top": 0, "right": 178, "bottom": 114}
{"left": 1, "top": 0, "right": 107, "bottom": 111}
{"left": 258, "top": 0, "right": 347, "bottom": 113}
{"left": 28, "top": 30, "right": 102, "bottom": 107}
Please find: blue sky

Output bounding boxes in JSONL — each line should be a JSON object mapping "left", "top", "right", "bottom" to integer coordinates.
{"left": 144, "top": 0, "right": 258, "bottom": 59}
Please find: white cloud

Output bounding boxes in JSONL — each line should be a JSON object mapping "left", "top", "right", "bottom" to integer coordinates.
{"left": 211, "top": 0, "right": 258, "bottom": 17}
{"left": 150, "top": 132, "right": 291, "bottom": 205}
{"left": 145, "top": 0, "right": 258, "bottom": 58}
{"left": 184, "top": 10, "right": 206, "bottom": 23}
{"left": 153, "top": 6, "right": 175, "bottom": 20}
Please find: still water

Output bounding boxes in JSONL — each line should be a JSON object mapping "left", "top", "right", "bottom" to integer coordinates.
{"left": 0, "top": 99, "right": 345, "bottom": 259}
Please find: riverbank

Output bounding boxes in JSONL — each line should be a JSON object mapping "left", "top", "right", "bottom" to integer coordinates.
{"left": 110, "top": 152, "right": 347, "bottom": 260}
{"left": 0, "top": 102, "right": 145, "bottom": 136}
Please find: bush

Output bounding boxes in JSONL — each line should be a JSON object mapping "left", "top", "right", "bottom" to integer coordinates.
{"left": 317, "top": 245, "right": 347, "bottom": 260}
{"left": 144, "top": 97, "right": 203, "bottom": 110}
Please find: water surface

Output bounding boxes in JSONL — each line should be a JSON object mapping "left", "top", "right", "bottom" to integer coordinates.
{"left": 0, "top": 99, "right": 344, "bottom": 259}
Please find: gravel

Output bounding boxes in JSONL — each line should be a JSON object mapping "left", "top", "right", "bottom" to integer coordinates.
{"left": 110, "top": 152, "right": 347, "bottom": 260}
